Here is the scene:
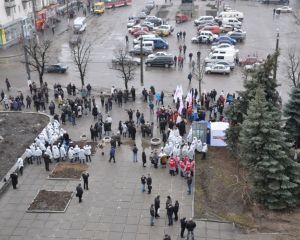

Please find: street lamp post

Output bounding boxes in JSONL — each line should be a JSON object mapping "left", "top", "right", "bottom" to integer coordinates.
{"left": 140, "top": 37, "right": 144, "bottom": 86}
{"left": 197, "top": 51, "right": 202, "bottom": 96}
{"left": 273, "top": 29, "right": 279, "bottom": 81}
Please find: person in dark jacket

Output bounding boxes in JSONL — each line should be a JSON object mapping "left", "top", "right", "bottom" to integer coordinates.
{"left": 150, "top": 204, "right": 155, "bottom": 226}
{"left": 180, "top": 217, "right": 187, "bottom": 238}
{"left": 82, "top": 172, "right": 89, "bottom": 190}
{"left": 10, "top": 172, "right": 18, "bottom": 189}
{"left": 141, "top": 175, "right": 146, "bottom": 192}
{"left": 154, "top": 195, "right": 160, "bottom": 218}
{"left": 186, "top": 218, "right": 196, "bottom": 239}
{"left": 173, "top": 200, "right": 179, "bottom": 221}
{"left": 147, "top": 174, "right": 152, "bottom": 194}
{"left": 167, "top": 204, "right": 174, "bottom": 226}
{"left": 142, "top": 151, "right": 147, "bottom": 167}
{"left": 109, "top": 146, "right": 116, "bottom": 163}
{"left": 76, "top": 183, "right": 83, "bottom": 203}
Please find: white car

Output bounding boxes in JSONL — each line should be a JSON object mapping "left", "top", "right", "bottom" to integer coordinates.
{"left": 127, "top": 19, "right": 138, "bottom": 28}
{"left": 198, "top": 30, "right": 218, "bottom": 40}
{"left": 205, "top": 64, "right": 231, "bottom": 74}
{"left": 276, "top": 6, "right": 292, "bottom": 13}
{"left": 148, "top": 52, "right": 172, "bottom": 59}
{"left": 211, "top": 43, "right": 235, "bottom": 51}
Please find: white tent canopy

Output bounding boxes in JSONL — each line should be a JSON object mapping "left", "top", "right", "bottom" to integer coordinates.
{"left": 210, "top": 122, "right": 229, "bottom": 147}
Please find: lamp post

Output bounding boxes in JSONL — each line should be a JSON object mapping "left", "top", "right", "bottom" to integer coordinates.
{"left": 140, "top": 37, "right": 144, "bottom": 86}
{"left": 273, "top": 29, "right": 279, "bottom": 81}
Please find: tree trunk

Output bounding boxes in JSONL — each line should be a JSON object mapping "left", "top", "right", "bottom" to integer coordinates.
{"left": 125, "top": 79, "right": 128, "bottom": 90}
{"left": 39, "top": 73, "right": 44, "bottom": 86}
{"left": 80, "top": 71, "right": 85, "bottom": 87}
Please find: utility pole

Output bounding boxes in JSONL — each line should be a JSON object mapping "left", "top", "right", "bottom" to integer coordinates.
{"left": 273, "top": 30, "right": 279, "bottom": 81}
{"left": 197, "top": 51, "right": 202, "bottom": 96}
{"left": 21, "top": 21, "right": 31, "bottom": 82}
{"left": 140, "top": 37, "right": 144, "bottom": 86}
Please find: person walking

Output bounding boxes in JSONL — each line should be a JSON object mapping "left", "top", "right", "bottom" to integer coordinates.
{"left": 82, "top": 171, "right": 89, "bottom": 190}
{"left": 186, "top": 218, "right": 196, "bottom": 240}
{"left": 10, "top": 172, "right": 18, "bottom": 189}
{"left": 17, "top": 158, "right": 24, "bottom": 176}
{"left": 76, "top": 183, "right": 83, "bottom": 203}
{"left": 167, "top": 203, "right": 174, "bottom": 226}
{"left": 188, "top": 72, "right": 193, "bottom": 84}
{"left": 180, "top": 217, "right": 187, "bottom": 238}
{"left": 174, "top": 55, "right": 177, "bottom": 67}
{"left": 141, "top": 175, "right": 147, "bottom": 192}
{"left": 132, "top": 144, "right": 138, "bottom": 162}
{"left": 188, "top": 52, "right": 193, "bottom": 62}
{"left": 125, "top": 35, "right": 129, "bottom": 44}
{"left": 150, "top": 204, "right": 155, "bottom": 226}
{"left": 173, "top": 200, "right": 179, "bottom": 221}
{"left": 154, "top": 195, "right": 160, "bottom": 218}
{"left": 109, "top": 146, "right": 116, "bottom": 163}
{"left": 142, "top": 151, "right": 147, "bottom": 167}
{"left": 147, "top": 174, "right": 152, "bottom": 194}
{"left": 183, "top": 44, "right": 187, "bottom": 55}
{"left": 187, "top": 174, "right": 192, "bottom": 194}
{"left": 179, "top": 44, "right": 182, "bottom": 54}
{"left": 183, "top": 31, "right": 186, "bottom": 40}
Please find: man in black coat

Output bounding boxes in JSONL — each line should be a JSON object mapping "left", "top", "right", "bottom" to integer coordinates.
{"left": 10, "top": 172, "right": 18, "bottom": 189}
{"left": 147, "top": 174, "right": 152, "bottom": 194}
{"left": 76, "top": 183, "right": 83, "bottom": 203}
{"left": 167, "top": 204, "right": 174, "bottom": 226}
{"left": 154, "top": 195, "right": 160, "bottom": 218}
{"left": 82, "top": 172, "right": 89, "bottom": 190}
{"left": 186, "top": 218, "right": 196, "bottom": 239}
{"left": 180, "top": 217, "right": 187, "bottom": 238}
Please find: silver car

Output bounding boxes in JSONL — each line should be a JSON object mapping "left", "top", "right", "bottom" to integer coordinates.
{"left": 206, "top": 61, "right": 235, "bottom": 70}
{"left": 205, "top": 64, "right": 231, "bottom": 74}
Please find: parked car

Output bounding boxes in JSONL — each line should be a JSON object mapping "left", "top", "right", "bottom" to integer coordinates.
{"left": 206, "top": 61, "right": 235, "bottom": 70}
{"left": 127, "top": 19, "right": 139, "bottom": 28}
{"left": 129, "top": 46, "right": 153, "bottom": 56}
{"left": 45, "top": 64, "right": 68, "bottom": 73}
{"left": 148, "top": 51, "right": 172, "bottom": 59}
{"left": 133, "top": 29, "right": 150, "bottom": 38}
{"left": 137, "top": 11, "right": 147, "bottom": 19}
{"left": 215, "top": 36, "right": 236, "bottom": 45}
{"left": 244, "top": 62, "right": 262, "bottom": 72}
{"left": 128, "top": 25, "right": 142, "bottom": 34}
{"left": 141, "top": 21, "right": 155, "bottom": 30}
{"left": 191, "top": 35, "right": 212, "bottom": 44}
{"left": 145, "top": 55, "right": 174, "bottom": 67}
{"left": 205, "top": 64, "right": 231, "bottom": 74}
{"left": 211, "top": 43, "right": 235, "bottom": 51}
{"left": 199, "top": 25, "right": 221, "bottom": 34}
{"left": 196, "top": 22, "right": 215, "bottom": 31}
{"left": 153, "top": 25, "right": 174, "bottom": 36}
{"left": 220, "top": 24, "right": 234, "bottom": 33}
{"left": 198, "top": 30, "right": 218, "bottom": 40}
{"left": 112, "top": 56, "right": 141, "bottom": 65}
{"left": 145, "top": 16, "right": 162, "bottom": 26}
{"left": 276, "top": 6, "right": 292, "bottom": 12}
{"left": 226, "top": 30, "right": 246, "bottom": 42}
{"left": 175, "top": 13, "right": 188, "bottom": 23}
{"left": 194, "top": 16, "right": 215, "bottom": 26}
{"left": 239, "top": 56, "right": 260, "bottom": 66}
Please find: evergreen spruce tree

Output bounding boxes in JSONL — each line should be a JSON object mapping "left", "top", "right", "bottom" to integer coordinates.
{"left": 284, "top": 84, "right": 300, "bottom": 148}
{"left": 240, "top": 87, "right": 300, "bottom": 209}
{"left": 225, "top": 53, "right": 281, "bottom": 155}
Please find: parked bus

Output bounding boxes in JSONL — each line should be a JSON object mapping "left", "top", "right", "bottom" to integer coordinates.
{"left": 101, "top": 0, "right": 132, "bottom": 9}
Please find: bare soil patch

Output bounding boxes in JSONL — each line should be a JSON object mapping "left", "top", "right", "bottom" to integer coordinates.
{"left": 194, "top": 147, "right": 300, "bottom": 239}
{"left": 49, "top": 162, "right": 88, "bottom": 180}
{"left": 27, "top": 190, "right": 73, "bottom": 212}
{"left": 0, "top": 112, "right": 49, "bottom": 179}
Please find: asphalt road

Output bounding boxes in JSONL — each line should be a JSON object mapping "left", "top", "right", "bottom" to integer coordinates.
{"left": 1, "top": 0, "right": 300, "bottom": 102}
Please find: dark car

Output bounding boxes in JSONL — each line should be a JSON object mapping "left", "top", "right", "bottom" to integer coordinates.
{"left": 226, "top": 31, "right": 246, "bottom": 42}
{"left": 129, "top": 46, "right": 153, "bottom": 56}
{"left": 145, "top": 56, "right": 174, "bottom": 68}
{"left": 45, "top": 64, "right": 68, "bottom": 73}
{"left": 145, "top": 16, "right": 162, "bottom": 27}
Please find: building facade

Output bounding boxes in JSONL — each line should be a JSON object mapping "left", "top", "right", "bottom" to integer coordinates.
{"left": 0, "top": 0, "right": 34, "bottom": 48}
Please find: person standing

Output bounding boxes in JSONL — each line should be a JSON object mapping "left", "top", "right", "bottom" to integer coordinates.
{"left": 183, "top": 44, "right": 187, "bottom": 55}
{"left": 174, "top": 55, "right": 177, "bottom": 67}
{"left": 43, "top": 153, "right": 50, "bottom": 171}
{"left": 188, "top": 72, "right": 193, "bottom": 84}
{"left": 167, "top": 203, "right": 174, "bottom": 226}
{"left": 5, "top": 78, "right": 11, "bottom": 91}
{"left": 142, "top": 151, "right": 147, "bottom": 167}
{"left": 10, "top": 172, "right": 18, "bottom": 189}
{"left": 187, "top": 174, "right": 192, "bottom": 194}
{"left": 154, "top": 195, "right": 160, "bottom": 218}
{"left": 180, "top": 217, "right": 187, "bottom": 238}
{"left": 109, "top": 146, "right": 116, "bottom": 163}
{"left": 173, "top": 200, "right": 179, "bottom": 221}
{"left": 147, "top": 174, "right": 152, "bottom": 194}
{"left": 150, "top": 204, "right": 155, "bottom": 226}
{"left": 82, "top": 171, "right": 89, "bottom": 190}
{"left": 160, "top": 91, "right": 164, "bottom": 105}
{"left": 141, "top": 175, "right": 146, "bottom": 192}
{"left": 17, "top": 158, "right": 24, "bottom": 175}
{"left": 183, "top": 31, "right": 186, "bottom": 40}
{"left": 186, "top": 218, "right": 196, "bottom": 240}
{"left": 76, "top": 183, "right": 83, "bottom": 203}
{"left": 125, "top": 35, "right": 129, "bottom": 44}
{"left": 132, "top": 144, "right": 138, "bottom": 162}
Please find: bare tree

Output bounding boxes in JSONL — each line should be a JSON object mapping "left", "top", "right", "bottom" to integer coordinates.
{"left": 24, "top": 39, "right": 51, "bottom": 86}
{"left": 193, "top": 56, "right": 206, "bottom": 96}
{"left": 287, "top": 49, "right": 300, "bottom": 87}
{"left": 112, "top": 48, "right": 137, "bottom": 90}
{"left": 71, "top": 39, "right": 92, "bottom": 87}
